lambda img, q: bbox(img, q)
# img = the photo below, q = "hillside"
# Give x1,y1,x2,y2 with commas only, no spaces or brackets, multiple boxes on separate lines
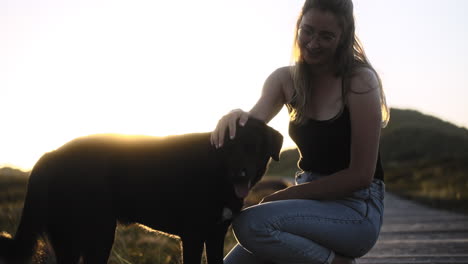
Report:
266,108,468,213
381,109,468,164
380,109,468,212
0,167,29,203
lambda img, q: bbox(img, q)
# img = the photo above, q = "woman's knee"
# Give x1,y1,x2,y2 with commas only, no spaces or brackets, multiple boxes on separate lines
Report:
232,205,278,246
233,209,261,240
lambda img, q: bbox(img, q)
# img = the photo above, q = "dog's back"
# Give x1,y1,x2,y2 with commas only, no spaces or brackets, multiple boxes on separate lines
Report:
46,133,233,231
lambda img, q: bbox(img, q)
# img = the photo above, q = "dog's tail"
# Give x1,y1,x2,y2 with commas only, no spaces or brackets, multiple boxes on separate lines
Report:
0,154,52,263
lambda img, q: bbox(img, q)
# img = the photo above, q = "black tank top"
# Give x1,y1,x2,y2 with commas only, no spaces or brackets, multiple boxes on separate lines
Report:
288,99,384,181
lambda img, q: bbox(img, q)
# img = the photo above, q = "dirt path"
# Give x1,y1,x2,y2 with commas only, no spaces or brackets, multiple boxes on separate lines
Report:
359,192,468,264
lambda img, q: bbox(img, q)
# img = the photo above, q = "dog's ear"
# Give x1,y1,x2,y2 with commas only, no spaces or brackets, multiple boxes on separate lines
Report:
266,127,283,161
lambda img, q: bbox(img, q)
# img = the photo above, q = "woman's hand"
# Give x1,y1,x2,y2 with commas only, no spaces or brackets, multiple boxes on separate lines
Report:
210,109,250,148
210,67,288,149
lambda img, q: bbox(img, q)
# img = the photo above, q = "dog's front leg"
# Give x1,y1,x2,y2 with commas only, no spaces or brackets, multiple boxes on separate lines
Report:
181,235,204,264
205,222,230,264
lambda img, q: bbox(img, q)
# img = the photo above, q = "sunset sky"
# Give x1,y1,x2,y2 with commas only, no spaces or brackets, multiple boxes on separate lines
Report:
2,0,468,170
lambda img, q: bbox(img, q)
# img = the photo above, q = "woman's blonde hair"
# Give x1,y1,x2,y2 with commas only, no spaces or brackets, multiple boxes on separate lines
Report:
287,0,389,127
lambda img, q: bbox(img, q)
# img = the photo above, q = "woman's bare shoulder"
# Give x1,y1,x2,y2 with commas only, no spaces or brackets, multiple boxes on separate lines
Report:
270,66,294,102
349,67,379,94
272,66,293,81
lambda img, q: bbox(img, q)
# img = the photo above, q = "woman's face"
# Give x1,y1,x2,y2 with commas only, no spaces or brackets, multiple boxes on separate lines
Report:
298,9,342,67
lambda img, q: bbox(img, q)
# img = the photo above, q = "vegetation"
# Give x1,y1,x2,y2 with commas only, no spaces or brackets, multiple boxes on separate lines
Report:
267,108,468,214
1,107,467,263
380,108,468,213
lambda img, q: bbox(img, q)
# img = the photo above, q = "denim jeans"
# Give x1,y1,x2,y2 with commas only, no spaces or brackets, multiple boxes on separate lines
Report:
224,171,385,264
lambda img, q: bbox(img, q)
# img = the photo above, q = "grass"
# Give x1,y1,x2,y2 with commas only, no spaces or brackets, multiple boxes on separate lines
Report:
384,159,468,214
0,170,28,235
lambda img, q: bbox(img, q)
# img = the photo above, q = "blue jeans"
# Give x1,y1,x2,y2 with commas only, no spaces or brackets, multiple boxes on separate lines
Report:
224,171,385,264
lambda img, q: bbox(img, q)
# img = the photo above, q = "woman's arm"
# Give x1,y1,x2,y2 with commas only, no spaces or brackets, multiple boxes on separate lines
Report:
210,67,290,148
261,68,383,202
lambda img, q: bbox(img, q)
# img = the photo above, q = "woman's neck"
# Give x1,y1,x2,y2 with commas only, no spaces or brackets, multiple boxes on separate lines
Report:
309,68,337,83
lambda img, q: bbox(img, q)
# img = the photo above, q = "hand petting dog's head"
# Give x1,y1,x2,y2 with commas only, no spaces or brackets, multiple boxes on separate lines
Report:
219,118,283,199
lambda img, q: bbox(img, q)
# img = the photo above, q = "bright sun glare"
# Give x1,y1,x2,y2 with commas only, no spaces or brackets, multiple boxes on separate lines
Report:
1,0,302,170
3,0,468,170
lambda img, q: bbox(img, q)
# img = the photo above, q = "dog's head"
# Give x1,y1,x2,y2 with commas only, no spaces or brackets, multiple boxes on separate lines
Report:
217,118,283,199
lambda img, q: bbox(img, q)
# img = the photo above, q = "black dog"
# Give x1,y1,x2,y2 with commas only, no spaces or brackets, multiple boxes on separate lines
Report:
0,118,282,264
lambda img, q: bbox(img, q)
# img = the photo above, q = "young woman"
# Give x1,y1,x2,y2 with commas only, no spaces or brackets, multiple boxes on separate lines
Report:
211,0,389,263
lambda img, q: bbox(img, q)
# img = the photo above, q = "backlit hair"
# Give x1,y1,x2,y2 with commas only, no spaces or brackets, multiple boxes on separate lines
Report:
287,0,389,127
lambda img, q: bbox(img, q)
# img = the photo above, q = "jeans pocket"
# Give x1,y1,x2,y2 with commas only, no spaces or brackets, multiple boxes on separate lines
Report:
342,186,372,217
339,198,369,218
352,188,371,200
369,180,385,213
